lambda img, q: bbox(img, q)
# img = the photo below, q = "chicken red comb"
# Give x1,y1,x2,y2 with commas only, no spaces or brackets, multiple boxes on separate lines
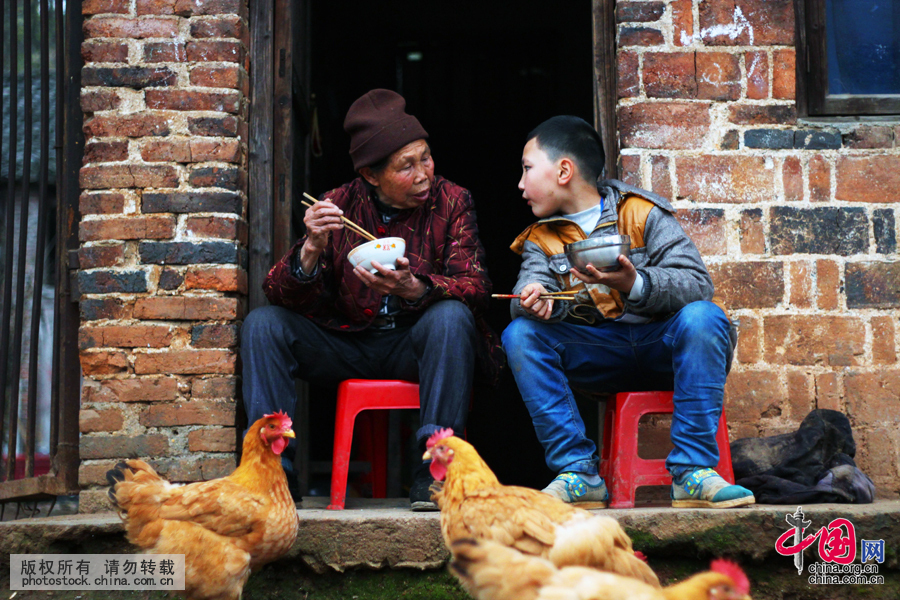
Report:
633,550,648,563
426,428,454,449
263,410,292,425
711,559,749,595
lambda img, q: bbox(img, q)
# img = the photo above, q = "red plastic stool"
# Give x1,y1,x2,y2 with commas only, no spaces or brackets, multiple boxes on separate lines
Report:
598,391,735,509
327,379,420,510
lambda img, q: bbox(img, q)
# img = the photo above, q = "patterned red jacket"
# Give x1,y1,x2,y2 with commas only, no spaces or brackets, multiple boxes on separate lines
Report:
263,175,504,383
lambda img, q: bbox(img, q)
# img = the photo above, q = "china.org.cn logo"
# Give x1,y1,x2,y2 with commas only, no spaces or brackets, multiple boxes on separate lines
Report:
775,506,885,585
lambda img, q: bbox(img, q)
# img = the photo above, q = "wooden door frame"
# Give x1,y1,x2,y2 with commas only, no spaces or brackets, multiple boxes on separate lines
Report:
592,0,619,180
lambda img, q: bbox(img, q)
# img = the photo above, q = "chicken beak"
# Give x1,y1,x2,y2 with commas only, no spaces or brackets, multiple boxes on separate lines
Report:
283,429,296,439
422,450,432,460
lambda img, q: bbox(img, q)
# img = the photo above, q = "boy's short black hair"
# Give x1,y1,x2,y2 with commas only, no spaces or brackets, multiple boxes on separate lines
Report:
526,116,606,185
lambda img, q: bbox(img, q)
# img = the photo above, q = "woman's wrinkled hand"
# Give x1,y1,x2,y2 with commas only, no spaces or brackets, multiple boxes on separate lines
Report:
353,257,428,301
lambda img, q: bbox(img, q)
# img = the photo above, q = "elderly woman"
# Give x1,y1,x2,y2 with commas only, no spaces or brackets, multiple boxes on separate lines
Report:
241,89,501,510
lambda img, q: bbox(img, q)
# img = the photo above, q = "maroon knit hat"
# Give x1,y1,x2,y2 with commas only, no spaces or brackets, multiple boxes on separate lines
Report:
344,89,429,171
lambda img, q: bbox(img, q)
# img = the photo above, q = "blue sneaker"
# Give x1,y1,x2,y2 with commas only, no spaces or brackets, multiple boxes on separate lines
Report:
671,468,755,508
542,472,608,508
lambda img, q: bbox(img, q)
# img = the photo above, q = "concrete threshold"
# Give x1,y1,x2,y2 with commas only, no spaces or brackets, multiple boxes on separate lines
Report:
2,497,897,574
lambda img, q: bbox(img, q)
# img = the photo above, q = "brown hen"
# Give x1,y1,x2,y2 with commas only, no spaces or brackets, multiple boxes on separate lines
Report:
450,538,752,600
424,429,658,586
107,412,300,600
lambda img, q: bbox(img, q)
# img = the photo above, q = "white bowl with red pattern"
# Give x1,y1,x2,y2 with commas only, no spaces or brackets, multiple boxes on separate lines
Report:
348,237,406,274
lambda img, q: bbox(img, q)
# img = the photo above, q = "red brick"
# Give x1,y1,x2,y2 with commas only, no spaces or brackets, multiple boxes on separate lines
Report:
787,370,815,419
618,154,641,187
619,102,711,149
80,350,130,376
842,126,894,149
81,89,123,113
844,370,900,425
808,155,830,203
84,140,128,163
78,244,125,269
835,155,900,203
190,15,246,39
772,49,795,100
153,457,236,482
184,216,245,241
734,314,760,364
188,115,239,137
617,52,639,99
727,104,796,126
643,52,696,99
675,208,725,256
140,400,235,426
699,0,794,46
133,349,237,375
83,376,179,403
81,41,129,63
696,52,740,101
815,372,842,412
672,0,694,46
80,165,179,189
619,26,663,46
188,166,243,190
709,262,784,309
764,315,865,367
84,113,170,138
145,89,240,113
83,16,179,39
745,51,768,99
140,139,192,162
188,428,236,452
81,297,134,321
137,0,246,17
80,408,125,433
189,139,241,163
80,434,169,459
143,41,187,62
816,259,840,310
80,324,173,349
649,155,671,200
190,65,244,90
186,40,243,63
191,323,239,348
854,428,900,495
80,191,125,215
83,0,130,14
192,376,237,399
676,155,775,203
80,216,175,241
80,461,119,486
739,209,765,254
872,316,897,365
134,296,242,320
782,157,802,202
788,261,813,308
724,369,784,422
184,266,247,293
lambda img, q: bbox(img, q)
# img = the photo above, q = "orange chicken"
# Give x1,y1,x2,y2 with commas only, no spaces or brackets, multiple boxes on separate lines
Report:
450,538,752,600
107,411,300,600
424,429,658,586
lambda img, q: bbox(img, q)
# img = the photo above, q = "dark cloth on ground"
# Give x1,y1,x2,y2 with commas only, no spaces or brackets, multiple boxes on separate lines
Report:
731,409,875,504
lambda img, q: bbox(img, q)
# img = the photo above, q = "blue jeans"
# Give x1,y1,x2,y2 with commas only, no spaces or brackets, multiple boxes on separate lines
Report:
502,301,733,479
241,300,478,475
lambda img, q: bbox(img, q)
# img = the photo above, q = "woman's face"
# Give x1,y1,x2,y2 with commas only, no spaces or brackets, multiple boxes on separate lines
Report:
361,139,435,210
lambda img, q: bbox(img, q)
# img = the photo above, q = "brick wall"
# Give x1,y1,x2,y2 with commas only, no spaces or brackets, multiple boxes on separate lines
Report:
78,0,249,511
616,0,900,496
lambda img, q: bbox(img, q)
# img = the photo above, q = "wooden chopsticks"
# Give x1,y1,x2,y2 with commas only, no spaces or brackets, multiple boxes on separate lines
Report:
300,192,377,242
492,294,577,301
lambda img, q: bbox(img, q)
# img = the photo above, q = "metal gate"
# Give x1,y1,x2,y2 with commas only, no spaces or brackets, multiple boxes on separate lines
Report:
0,0,82,506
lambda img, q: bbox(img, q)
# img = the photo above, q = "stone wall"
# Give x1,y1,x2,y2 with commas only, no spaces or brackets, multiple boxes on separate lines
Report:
615,0,900,495
77,0,249,510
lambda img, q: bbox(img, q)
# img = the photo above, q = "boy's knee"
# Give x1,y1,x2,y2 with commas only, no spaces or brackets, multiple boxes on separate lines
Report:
678,302,730,344
501,317,539,349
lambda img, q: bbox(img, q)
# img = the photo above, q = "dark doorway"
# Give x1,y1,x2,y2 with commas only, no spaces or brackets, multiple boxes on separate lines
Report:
303,1,595,490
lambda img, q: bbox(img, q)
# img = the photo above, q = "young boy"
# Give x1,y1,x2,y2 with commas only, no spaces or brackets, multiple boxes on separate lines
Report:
502,116,754,508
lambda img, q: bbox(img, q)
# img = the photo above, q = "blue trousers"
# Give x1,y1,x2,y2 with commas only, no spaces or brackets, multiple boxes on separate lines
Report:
241,300,478,474
502,301,733,479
